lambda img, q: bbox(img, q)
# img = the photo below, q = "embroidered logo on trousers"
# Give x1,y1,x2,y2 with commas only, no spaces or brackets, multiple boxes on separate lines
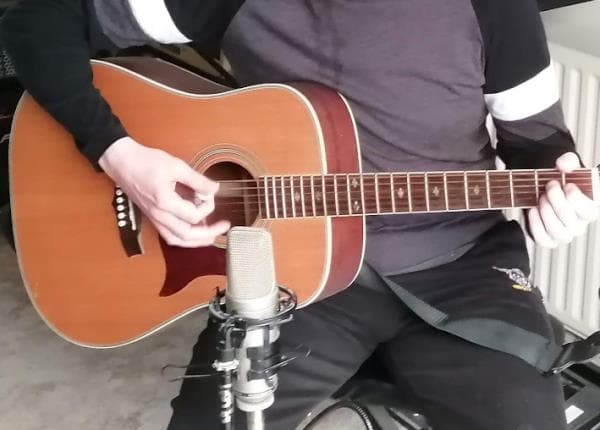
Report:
492,266,532,292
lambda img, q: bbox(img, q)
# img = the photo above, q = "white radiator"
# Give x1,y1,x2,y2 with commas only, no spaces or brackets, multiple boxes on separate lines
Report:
529,43,600,338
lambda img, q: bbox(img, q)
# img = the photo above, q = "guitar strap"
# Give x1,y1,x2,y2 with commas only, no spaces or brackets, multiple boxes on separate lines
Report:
357,263,600,375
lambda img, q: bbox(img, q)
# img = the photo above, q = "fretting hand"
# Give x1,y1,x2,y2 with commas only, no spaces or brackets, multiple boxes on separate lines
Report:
99,136,231,247
527,152,599,248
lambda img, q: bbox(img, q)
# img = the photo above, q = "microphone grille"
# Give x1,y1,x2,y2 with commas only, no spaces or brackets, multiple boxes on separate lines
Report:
226,227,276,300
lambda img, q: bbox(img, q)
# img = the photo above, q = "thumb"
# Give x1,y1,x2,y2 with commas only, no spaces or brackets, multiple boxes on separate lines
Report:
173,162,219,196
555,152,581,173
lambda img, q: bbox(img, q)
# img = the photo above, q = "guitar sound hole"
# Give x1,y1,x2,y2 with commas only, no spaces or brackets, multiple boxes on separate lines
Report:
204,162,259,228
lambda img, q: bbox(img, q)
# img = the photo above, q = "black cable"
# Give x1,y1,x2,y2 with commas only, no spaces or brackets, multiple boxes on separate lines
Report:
304,400,379,430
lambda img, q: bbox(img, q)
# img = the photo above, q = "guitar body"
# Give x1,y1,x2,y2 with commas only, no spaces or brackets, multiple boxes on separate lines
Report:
9,58,365,348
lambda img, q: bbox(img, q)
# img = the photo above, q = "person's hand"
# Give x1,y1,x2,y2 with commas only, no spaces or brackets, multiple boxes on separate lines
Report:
99,137,230,247
527,152,599,248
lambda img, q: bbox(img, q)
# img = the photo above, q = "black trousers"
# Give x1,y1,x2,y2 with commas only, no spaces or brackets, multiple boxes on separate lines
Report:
167,221,566,430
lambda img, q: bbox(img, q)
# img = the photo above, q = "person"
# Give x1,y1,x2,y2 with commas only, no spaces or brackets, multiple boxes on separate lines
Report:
2,1,599,429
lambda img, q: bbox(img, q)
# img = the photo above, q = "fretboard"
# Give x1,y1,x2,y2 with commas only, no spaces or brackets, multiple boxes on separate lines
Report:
253,169,598,219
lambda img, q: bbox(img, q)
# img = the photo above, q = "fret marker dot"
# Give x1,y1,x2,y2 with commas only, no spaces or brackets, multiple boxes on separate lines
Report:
316,191,322,201
397,187,404,199
294,192,301,202
352,178,359,188
433,186,440,197
473,185,480,196
353,201,361,212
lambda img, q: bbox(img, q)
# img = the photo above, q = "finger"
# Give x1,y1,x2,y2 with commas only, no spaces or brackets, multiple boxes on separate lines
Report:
564,183,600,222
152,221,185,248
154,189,209,225
544,180,583,235
527,207,558,248
177,220,231,247
538,194,573,243
555,152,581,172
173,161,219,196
151,209,230,247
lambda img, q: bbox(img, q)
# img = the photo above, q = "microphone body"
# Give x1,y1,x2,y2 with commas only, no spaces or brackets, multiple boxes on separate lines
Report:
226,227,280,415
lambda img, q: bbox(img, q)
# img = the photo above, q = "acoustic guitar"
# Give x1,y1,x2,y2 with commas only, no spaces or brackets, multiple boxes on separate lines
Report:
9,58,599,348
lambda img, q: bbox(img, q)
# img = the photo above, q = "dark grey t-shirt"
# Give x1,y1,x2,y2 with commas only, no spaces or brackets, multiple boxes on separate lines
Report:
217,1,522,274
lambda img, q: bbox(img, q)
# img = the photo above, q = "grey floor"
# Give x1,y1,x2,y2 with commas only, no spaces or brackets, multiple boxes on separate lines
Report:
0,234,209,430
0,235,365,430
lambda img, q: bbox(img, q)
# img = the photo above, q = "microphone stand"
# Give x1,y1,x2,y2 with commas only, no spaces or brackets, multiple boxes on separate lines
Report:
208,286,305,430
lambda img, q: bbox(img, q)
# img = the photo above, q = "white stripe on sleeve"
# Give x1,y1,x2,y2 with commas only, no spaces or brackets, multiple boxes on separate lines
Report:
128,0,192,44
484,64,560,121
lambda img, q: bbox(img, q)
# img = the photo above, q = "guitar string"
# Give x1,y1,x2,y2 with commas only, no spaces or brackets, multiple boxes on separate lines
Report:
210,183,594,202
210,189,592,215
215,170,595,184
214,182,593,195
214,174,593,190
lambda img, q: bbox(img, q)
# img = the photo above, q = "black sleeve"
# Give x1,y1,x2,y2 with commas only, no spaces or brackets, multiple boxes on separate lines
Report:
1,0,245,169
471,0,578,169
1,0,127,169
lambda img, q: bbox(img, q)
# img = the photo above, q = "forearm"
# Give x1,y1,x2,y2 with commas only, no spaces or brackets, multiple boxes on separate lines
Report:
1,0,126,168
494,103,578,169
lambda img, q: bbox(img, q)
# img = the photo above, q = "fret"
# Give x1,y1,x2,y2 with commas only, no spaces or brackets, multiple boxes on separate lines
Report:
392,174,410,213
348,174,363,215
310,176,316,216
561,171,566,187
463,171,470,210
445,172,467,210
509,171,515,207
390,174,396,213
488,171,511,208
377,174,393,213
312,175,325,216
284,176,296,218
407,173,413,212
465,171,488,210
304,175,315,216
443,172,449,210
256,177,264,218
263,177,271,219
425,173,446,211
321,175,328,216
271,176,279,218
512,171,537,207
362,174,378,214
408,173,427,212
280,176,287,218
322,175,336,216
424,173,430,211
290,176,296,218
360,174,366,215
534,170,540,201
334,175,340,215
485,171,491,208
300,176,307,218
336,175,350,215
375,174,381,213
346,174,352,214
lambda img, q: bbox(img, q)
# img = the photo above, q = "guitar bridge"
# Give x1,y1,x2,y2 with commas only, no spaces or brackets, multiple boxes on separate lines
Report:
112,186,142,257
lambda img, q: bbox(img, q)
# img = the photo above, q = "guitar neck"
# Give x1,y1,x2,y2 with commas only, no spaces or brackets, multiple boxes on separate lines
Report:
254,168,599,219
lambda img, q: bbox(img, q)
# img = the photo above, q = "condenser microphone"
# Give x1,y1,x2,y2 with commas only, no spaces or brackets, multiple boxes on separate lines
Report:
226,227,280,426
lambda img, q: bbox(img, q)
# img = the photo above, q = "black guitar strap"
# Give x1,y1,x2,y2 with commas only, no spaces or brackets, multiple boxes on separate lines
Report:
357,263,600,375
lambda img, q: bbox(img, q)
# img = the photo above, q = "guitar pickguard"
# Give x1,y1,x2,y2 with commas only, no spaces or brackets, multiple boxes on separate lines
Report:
158,239,226,296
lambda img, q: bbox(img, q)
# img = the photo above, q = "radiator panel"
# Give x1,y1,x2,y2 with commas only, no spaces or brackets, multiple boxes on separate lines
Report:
531,43,600,337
